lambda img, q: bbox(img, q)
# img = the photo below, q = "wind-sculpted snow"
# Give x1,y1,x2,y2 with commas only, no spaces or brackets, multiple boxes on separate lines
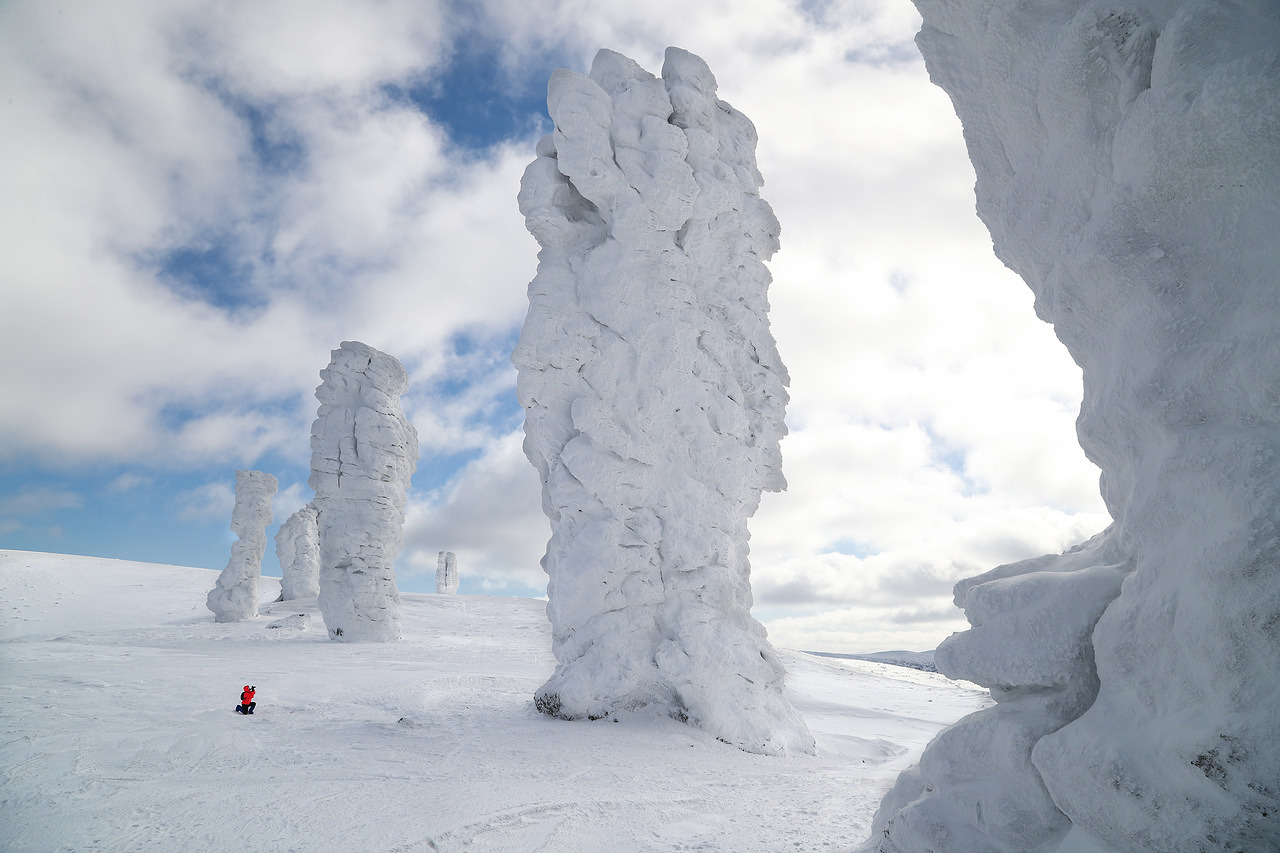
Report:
310,341,418,642
869,2,1280,851
275,504,320,601
513,47,812,755
435,551,458,595
206,469,277,623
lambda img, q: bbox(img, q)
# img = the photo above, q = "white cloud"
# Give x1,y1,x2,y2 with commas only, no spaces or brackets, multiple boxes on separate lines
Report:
0,487,83,518
176,481,235,523
399,430,548,593
1,0,1112,651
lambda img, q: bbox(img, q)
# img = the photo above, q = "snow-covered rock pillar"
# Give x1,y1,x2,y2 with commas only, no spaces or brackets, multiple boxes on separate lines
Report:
206,469,278,622
275,503,320,600
435,551,458,595
513,47,812,755
868,2,1280,850
310,341,418,642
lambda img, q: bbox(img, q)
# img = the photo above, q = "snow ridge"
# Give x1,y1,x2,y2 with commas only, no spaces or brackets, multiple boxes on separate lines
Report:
513,47,812,755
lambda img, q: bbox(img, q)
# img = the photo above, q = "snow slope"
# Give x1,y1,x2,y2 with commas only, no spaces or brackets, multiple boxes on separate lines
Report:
0,549,988,851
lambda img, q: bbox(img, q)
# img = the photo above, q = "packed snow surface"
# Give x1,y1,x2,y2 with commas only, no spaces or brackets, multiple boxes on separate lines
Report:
0,550,988,851
205,469,277,623
514,46,808,755
310,341,418,642
870,2,1280,851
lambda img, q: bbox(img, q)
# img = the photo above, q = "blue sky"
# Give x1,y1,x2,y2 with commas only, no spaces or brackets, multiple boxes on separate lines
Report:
0,0,1109,652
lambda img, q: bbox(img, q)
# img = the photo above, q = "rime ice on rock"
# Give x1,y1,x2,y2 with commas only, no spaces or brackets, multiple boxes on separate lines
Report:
435,551,458,595
867,2,1280,851
206,469,278,623
309,341,418,642
513,47,812,756
275,503,320,600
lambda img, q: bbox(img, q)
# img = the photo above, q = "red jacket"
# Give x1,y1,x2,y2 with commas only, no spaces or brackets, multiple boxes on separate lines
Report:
241,688,255,704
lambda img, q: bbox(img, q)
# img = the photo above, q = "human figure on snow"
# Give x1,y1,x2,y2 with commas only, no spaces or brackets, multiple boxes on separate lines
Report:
236,685,256,714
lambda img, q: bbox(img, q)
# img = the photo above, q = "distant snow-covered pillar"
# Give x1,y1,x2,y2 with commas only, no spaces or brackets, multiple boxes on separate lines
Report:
513,47,812,755
435,551,458,594
206,469,278,622
275,503,320,600
310,341,418,642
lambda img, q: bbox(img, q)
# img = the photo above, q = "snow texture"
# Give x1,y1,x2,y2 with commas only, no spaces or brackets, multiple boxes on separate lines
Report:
266,613,311,631
513,47,812,755
1,550,991,851
205,469,277,623
869,2,1280,851
309,341,418,642
435,551,459,595
275,503,320,601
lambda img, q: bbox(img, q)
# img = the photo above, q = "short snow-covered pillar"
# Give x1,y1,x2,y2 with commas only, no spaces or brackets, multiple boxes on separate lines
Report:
275,503,320,600
435,551,458,594
207,469,278,622
310,341,418,642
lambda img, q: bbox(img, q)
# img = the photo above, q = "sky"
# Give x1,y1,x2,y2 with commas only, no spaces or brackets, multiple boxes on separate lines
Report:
0,0,1110,653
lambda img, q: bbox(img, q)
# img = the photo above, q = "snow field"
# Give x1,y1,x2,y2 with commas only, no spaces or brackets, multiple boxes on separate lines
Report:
1,550,989,851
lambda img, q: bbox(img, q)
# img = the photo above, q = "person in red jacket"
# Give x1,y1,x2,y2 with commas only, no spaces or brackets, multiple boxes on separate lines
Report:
236,685,256,715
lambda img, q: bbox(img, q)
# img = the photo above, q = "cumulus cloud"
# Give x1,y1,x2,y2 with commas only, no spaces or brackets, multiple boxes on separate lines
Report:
1,0,1110,652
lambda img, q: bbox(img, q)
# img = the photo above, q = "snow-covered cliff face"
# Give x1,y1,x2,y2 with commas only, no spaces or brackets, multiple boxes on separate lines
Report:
206,469,278,623
276,503,320,601
310,341,418,642
869,1,1280,850
513,47,812,755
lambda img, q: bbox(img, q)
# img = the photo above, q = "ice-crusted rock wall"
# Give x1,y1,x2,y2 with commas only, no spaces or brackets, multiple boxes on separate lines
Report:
275,503,320,601
869,1,1280,851
310,341,418,642
513,47,812,755
435,551,458,595
206,469,278,623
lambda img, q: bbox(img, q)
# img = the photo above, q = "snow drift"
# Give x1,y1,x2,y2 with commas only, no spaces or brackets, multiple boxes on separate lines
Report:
869,2,1280,851
513,47,812,755
206,469,277,622
310,341,418,642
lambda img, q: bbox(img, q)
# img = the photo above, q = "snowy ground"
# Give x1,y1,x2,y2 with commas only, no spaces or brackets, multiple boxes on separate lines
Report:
0,550,989,851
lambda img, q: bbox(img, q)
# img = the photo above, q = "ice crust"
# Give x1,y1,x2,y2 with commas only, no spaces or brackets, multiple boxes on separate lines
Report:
513,47,813,755
310,341,418,642
275,503,320,601
435,551,458,595
206,469,278,623
869,1,1280,851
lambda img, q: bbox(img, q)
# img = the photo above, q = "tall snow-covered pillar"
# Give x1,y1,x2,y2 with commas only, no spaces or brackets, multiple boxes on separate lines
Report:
435,551,458,595
513,47,812,755
207,469,278,622
867,2,1280,851
310,341,418,642
275,503,320,600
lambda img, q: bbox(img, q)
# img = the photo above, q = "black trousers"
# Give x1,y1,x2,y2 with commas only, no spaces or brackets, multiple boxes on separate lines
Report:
237,701,256,714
